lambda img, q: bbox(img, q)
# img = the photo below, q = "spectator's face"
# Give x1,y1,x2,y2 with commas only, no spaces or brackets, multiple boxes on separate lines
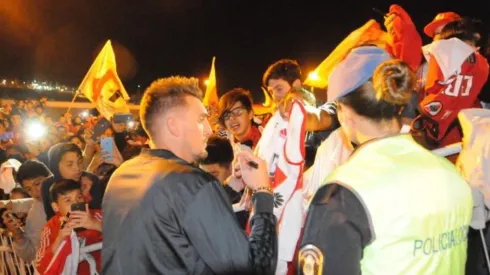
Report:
11,115,22,126
52,189,85,217
222,102,253,140
74,117,82,125
59,117,66,124
21,176,45,201
58,152,82,181
267,78,291,103
200,163,231,183
45,117,53,125
36,107,43,115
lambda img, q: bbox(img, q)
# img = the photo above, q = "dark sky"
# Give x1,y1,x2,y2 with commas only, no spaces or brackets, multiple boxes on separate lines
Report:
0,0,488,100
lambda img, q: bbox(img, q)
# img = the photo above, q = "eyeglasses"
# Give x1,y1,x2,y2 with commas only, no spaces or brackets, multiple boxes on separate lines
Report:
220,107,247,121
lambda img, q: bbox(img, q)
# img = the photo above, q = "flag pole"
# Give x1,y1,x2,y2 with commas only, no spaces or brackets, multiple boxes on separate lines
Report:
65,89,80,115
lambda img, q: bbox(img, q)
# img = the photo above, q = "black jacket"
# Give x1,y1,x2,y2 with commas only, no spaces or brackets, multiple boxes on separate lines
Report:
102,149,278,275
298,184,371,275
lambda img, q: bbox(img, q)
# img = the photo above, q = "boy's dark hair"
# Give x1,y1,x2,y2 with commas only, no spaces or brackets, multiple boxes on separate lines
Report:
10,187,30,198
201,136,234,168
218,88,253,126
50,179,81,203
16,160,51,186
262,59,302,87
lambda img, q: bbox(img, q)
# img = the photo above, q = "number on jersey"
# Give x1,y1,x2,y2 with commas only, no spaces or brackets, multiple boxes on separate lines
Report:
442,74,473,97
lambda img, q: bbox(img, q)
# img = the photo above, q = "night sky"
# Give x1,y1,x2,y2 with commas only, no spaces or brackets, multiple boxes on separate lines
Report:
0,0,488,101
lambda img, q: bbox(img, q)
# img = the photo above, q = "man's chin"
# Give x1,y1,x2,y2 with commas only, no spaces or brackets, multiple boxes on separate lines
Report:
193,151,208,165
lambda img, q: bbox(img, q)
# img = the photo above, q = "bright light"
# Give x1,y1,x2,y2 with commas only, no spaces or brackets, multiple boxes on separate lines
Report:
1,80,6,85
80,110,89,118
204,79,210,86
308,71,320,81
10,81,14,85
127,121,135,128
26,122,46,140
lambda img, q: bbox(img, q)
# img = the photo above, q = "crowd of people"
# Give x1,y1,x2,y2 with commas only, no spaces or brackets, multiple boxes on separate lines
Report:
0,4,489,275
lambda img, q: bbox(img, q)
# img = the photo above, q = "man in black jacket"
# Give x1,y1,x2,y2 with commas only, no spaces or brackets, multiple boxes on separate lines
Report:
102,76,277,274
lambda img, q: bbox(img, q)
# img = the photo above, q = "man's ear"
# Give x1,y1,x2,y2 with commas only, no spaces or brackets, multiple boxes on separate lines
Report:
51,202,59,213
248,110,254,120
166,115,181,138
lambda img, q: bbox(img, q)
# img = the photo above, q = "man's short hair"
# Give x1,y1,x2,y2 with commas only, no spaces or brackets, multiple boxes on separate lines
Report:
140,76,202,138
262,59,302,87
50,179,81,203
200,136,234,168
16,160,50,185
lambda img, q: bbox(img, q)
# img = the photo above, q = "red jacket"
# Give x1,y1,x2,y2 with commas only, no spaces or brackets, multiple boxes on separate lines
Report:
35,210,103,275
420,50,489,145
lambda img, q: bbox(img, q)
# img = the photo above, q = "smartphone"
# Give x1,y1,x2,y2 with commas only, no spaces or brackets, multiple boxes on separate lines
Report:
100,137,114,161
113,113,133,124
91,118,112,141
70,202,86,212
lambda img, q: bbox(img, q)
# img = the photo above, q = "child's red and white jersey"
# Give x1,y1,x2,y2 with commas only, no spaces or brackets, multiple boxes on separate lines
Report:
35,210,103,275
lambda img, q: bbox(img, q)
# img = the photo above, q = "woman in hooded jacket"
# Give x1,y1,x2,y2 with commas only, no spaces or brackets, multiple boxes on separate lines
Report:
41,142,105,219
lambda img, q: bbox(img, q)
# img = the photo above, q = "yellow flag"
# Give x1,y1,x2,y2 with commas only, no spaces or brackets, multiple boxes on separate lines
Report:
203,57,219,109
77,40,130,120
253,87,276,115
304,20,389,89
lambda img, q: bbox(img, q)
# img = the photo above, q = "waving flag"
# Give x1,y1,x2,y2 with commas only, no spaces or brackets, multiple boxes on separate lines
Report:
77,40,130,120
304,20,388,89
203,57,218,108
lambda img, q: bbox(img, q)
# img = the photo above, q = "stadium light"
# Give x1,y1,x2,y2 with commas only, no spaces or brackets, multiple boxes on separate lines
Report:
26,122,46,140
308,71,320,81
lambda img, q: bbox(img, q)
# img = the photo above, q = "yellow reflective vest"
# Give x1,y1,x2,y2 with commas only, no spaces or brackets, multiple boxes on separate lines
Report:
325,135,473,275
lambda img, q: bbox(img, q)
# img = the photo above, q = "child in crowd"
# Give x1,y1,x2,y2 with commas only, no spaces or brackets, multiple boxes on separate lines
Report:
35,180,102,275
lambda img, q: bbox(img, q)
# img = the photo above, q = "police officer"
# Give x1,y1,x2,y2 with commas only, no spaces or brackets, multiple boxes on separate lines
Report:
298,47,473,275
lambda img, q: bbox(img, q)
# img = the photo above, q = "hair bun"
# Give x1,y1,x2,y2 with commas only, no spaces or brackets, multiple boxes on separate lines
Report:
373,60,415,106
